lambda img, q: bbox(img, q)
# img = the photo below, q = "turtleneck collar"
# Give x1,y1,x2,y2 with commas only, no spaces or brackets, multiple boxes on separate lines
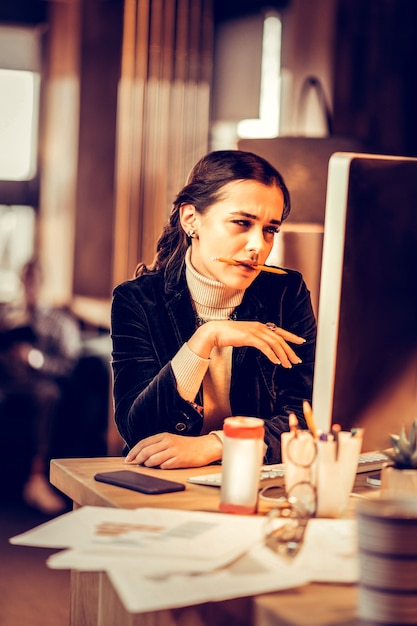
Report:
185,247,245,321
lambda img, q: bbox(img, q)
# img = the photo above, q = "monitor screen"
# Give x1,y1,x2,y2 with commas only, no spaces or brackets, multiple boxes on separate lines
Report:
312,152,417,451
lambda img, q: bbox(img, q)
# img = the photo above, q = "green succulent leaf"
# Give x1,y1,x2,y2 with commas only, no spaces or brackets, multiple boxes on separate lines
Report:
398,427,411,454
384,449,407,467
388,433,400,451
386,419,417,469
409,448,417,468
410,421,417,450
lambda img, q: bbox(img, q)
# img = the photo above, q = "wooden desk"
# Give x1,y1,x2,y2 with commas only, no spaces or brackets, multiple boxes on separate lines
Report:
50,457,224,511
50,458,373,626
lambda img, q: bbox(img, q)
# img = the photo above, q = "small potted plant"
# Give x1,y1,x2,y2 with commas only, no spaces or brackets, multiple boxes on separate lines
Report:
381,419,417,496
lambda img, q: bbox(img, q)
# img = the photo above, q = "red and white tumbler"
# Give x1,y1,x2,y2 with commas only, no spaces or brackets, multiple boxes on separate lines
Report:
219,416,265,515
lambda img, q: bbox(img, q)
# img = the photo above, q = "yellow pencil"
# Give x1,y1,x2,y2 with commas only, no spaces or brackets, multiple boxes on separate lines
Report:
289,412,299,437
212,257,287,275
303,400,318,438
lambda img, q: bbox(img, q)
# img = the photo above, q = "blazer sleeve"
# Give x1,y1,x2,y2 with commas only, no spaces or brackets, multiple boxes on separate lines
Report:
111,282,203,450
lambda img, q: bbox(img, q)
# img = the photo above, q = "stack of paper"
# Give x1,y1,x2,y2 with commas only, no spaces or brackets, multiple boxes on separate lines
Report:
10,506,357,614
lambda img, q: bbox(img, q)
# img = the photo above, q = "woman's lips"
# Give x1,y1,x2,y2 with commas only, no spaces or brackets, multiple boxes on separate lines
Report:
234,260,258,269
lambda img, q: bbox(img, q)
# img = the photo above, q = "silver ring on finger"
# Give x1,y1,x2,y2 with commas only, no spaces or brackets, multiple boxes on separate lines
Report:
266,322,278,331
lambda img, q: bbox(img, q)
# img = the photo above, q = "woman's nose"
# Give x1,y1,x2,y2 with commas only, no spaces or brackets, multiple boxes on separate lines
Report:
245,228,265,255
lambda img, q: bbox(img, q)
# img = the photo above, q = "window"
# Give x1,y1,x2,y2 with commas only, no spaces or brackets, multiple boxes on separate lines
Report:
0,68,40,181
0,26,42,298
237,14,282,139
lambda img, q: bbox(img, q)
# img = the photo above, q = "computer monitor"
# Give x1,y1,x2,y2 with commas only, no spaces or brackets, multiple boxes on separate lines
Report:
312,152,417,451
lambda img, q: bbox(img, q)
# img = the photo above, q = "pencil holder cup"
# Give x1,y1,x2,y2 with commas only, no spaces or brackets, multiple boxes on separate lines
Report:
315,431,363,517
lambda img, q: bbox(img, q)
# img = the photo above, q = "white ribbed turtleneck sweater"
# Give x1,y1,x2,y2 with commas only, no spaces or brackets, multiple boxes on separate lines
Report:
171,249,245,433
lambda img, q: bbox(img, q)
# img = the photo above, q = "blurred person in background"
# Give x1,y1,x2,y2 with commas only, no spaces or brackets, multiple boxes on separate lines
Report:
0,258,81,514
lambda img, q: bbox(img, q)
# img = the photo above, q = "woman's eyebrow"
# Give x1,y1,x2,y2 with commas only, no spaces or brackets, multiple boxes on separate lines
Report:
229,210,282,226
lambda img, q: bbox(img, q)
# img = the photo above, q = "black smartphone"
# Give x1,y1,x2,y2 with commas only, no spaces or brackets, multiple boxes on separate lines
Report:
366,470,382,487
94,470,186,494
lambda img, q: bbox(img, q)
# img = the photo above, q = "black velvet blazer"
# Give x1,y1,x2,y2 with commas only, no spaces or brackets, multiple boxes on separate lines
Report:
111,265,316,464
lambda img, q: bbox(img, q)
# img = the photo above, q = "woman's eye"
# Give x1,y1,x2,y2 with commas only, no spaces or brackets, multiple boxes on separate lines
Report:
230,220,280,235
264,226,280,235
232,220,251,228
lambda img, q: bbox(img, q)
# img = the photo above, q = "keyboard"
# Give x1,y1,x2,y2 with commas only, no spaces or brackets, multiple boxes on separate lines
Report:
187,451,389,488
356,451,390,473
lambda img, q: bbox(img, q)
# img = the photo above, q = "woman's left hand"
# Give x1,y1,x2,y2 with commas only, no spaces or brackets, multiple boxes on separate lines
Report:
124,432,223,469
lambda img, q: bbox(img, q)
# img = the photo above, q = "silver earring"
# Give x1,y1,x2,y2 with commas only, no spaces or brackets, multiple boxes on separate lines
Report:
188,229,196,238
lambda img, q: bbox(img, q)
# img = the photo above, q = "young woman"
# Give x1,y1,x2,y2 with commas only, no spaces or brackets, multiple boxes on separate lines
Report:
111,150,316,468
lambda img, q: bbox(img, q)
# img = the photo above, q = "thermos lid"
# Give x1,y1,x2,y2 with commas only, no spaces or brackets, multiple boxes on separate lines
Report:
223,416,265,439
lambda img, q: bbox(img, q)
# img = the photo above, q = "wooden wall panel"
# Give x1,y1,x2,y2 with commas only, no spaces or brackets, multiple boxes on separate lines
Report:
40,0,123,308
112,0,213,287
39,1,81,306
113,0,150,285
72,0,123,300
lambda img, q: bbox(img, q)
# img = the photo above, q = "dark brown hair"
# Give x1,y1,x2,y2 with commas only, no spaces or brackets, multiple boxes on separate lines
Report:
135,150,291,285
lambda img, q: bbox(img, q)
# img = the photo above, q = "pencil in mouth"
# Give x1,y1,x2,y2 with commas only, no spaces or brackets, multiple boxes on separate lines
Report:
212,257,287,275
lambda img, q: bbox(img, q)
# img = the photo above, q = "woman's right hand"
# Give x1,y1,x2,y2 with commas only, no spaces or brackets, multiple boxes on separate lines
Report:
187,320,305,368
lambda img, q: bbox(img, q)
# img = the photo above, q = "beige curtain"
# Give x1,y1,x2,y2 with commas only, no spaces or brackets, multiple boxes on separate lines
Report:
113,0,213,285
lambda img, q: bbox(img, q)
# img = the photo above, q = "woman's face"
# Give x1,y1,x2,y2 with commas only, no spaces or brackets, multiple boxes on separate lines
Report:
185,179,285,289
